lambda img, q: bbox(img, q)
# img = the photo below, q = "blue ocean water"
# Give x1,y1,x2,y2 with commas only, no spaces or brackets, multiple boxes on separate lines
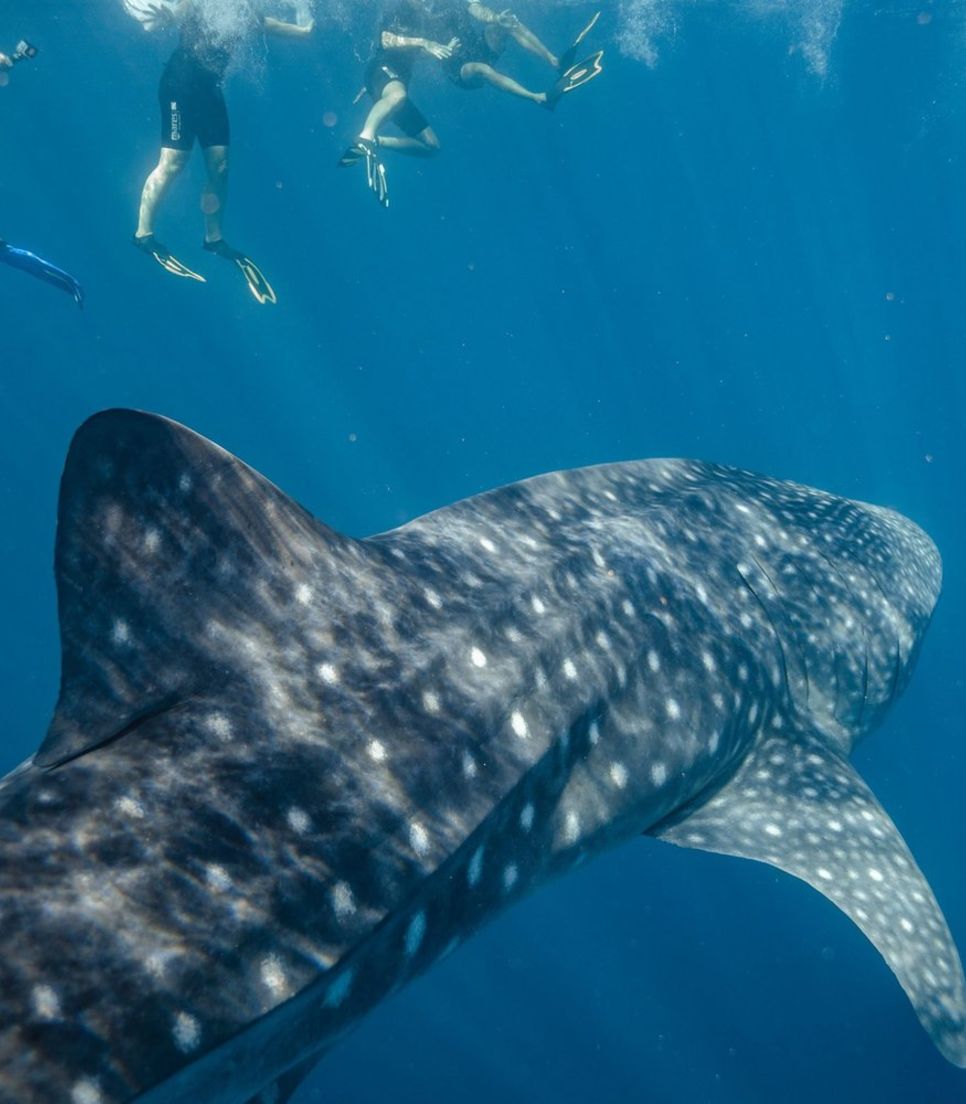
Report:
1,0,965,1101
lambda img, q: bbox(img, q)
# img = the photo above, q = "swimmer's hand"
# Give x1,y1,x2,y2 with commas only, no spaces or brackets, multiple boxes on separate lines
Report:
495,9,521,29
0,52,12,68
422,37,460,60
264,15,315,36
143,2,181,30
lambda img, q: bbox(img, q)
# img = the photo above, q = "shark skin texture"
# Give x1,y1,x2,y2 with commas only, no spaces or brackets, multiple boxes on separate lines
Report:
0,409,961,1104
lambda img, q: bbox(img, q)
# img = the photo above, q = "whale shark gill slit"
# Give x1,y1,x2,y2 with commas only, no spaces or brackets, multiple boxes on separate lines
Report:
40,697,188,772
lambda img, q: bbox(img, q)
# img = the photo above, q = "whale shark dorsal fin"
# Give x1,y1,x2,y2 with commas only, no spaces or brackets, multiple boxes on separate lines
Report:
650,729,966,1066
36,409,353,770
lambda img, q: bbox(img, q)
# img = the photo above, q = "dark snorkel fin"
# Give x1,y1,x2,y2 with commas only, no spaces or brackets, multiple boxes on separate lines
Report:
545,50,604,111
132,233,207,283
338,138,390,208
557,12,599,73
203,238,278,305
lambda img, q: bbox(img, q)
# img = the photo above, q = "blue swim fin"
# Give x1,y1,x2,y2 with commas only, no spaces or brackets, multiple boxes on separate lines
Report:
0,239,83,307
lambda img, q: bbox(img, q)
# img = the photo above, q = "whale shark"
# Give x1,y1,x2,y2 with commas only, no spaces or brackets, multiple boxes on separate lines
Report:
0,409,962,1104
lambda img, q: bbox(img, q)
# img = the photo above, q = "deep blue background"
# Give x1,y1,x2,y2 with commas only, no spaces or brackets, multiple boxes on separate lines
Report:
1,1,965,1101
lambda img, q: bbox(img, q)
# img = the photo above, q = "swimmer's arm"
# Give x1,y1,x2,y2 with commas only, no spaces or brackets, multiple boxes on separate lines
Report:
143,1,190,30
0,52,11,69
468,4,520,28
381,31,460,58
264,16,315,37
381,31,426,49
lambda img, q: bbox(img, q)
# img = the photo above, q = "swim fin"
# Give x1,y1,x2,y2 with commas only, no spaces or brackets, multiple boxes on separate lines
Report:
338,138,389,208
132,234,206,282
1,239,84,307
557,11,600,74
338,141,368,168
366,149,389,209
544,50,604,111
203,239,278,305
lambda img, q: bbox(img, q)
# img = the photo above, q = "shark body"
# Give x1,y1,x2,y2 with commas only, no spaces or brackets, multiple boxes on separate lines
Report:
0,410,961,1103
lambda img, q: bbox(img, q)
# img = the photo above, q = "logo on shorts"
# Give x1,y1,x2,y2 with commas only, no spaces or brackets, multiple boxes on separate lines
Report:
170,101,181,142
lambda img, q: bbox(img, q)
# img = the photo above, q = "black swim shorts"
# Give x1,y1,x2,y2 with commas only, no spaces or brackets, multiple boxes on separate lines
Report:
159,50,230,151
446,23,506,88
364,58,430,138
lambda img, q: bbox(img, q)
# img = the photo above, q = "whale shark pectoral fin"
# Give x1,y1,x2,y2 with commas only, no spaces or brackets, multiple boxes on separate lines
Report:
247,1055,320,1104
649,729,966,1067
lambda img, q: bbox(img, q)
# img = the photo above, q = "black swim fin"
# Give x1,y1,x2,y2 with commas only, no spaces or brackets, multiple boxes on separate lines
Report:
132,234,206,282
338,141,368,168
545,50,604,111
557,11,600,74
203,239,278,305
338,138,389,208
366,149,389,209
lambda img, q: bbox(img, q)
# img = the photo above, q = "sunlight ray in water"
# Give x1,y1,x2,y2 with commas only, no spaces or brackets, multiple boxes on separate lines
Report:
613,0,845,75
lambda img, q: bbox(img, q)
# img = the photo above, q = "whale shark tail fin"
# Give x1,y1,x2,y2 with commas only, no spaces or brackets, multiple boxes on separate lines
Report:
36,409,355,770
650,728,966,1067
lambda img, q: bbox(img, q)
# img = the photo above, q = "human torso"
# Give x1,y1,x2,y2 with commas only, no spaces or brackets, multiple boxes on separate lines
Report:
456,4,506,63
170,0,263,82
371,0,441,83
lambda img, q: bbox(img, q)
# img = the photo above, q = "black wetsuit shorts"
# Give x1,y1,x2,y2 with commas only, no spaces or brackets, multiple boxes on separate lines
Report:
364,56,429,138
446,21,506,88
159,49,230,151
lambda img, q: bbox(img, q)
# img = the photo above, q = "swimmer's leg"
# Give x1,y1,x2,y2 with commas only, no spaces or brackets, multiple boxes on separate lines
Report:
136,147,190,238
201,144,230,244
359,80,407,142
376,125,441,157
508,21,558,69
458,62,547,105
341,82,438,206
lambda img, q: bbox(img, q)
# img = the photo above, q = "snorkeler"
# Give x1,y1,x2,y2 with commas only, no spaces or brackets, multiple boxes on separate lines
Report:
338,1,460,208
0,239,84,308
132,0,313,303
445,7,603,109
